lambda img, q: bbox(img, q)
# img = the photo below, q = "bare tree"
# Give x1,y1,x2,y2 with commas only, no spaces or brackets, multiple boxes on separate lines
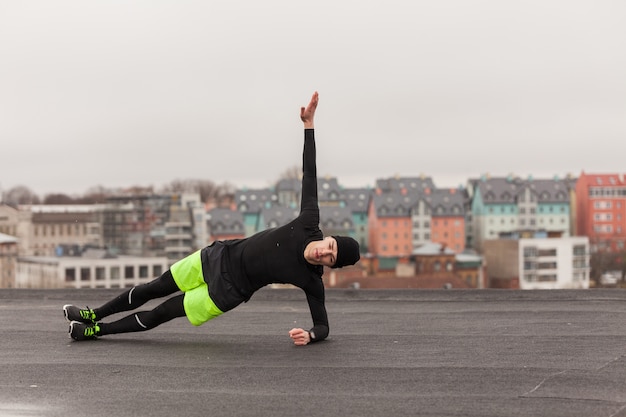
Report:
43,193,75,204
161,179,235,207
3,185,40,205
80,185,114,204
278,165,302,181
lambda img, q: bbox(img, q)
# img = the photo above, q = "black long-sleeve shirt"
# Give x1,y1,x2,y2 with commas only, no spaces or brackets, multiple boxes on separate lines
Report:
202,129,328,341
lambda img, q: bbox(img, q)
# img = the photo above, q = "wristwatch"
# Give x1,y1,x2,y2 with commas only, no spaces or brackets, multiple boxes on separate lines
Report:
308,330,315,341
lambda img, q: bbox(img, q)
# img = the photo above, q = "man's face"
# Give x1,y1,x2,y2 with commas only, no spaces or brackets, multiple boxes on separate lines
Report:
305,236,338,267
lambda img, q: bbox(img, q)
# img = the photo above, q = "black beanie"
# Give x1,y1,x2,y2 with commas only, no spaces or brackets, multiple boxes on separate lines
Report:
331,236,360,269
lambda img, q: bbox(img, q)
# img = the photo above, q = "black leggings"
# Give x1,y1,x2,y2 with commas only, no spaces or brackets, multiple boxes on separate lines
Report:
94,270,186,336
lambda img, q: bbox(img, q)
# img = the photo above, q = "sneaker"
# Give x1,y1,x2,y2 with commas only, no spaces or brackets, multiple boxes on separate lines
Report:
63,304,96,324
69,321,101,341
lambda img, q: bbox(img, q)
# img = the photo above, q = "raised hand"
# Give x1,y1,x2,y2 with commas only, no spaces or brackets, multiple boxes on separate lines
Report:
300,91,318,129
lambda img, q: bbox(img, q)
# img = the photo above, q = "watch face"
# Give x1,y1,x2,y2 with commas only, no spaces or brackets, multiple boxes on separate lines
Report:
310,331,315,339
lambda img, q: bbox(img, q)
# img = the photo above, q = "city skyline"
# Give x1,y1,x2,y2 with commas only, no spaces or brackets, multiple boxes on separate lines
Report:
2,169,588,201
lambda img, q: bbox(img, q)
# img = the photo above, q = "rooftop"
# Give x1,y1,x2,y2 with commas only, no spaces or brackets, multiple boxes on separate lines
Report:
1,288,624,417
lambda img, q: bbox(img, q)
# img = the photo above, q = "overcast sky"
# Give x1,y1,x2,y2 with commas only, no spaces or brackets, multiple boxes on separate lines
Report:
1,0,625,197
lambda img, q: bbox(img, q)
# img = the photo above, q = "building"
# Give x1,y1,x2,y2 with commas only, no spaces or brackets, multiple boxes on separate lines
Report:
260,205,300,229
318,177,343,204
375,176,436,194
319,205,355,237
412,242,482,288
275,178,301,207
166,194,208,262
341,187,372,253
368,184,467,270
0,232,18,288
0,204,102,257
0,204,22,238
469,175,573,252
483,236,590,289
207,207,245,242
16,250,169,289
235,188,277,237
368,190,415,265
414,189,465,253
102,192,206,261
575,172,626,252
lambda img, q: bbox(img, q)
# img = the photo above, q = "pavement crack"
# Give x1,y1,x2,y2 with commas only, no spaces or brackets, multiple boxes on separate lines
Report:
520,370,568,397
608,404,626,417
597,353,625,371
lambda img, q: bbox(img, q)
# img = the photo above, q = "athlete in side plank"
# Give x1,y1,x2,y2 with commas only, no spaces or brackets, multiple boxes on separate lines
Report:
63,91,360,346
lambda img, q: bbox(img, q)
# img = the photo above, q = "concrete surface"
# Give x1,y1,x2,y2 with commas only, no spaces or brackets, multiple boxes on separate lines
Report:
0,288,625,417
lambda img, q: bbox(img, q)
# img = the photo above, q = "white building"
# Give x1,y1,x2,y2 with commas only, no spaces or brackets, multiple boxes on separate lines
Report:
484,236,590,289
0,232,18,288
16,251,169,289
518,237,590,289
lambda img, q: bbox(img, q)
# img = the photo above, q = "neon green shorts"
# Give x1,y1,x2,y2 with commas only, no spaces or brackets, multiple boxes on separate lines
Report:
170,249,224,326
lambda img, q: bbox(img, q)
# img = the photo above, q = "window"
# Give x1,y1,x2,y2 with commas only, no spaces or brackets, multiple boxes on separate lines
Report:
96,267,105,280
139,265,149,278
153,265,163,277
538,274,557,282
594,201,612,209
110,267,120,279
80,268,90,281
524,274,537,282
124,266,134,279
524,247,537,257
65,268,76,282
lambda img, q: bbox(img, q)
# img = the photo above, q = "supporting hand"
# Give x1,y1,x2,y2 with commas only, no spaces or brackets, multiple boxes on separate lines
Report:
300,91,318,129
289,327,311,346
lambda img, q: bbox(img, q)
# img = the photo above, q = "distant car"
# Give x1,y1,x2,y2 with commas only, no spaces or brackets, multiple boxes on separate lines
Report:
600,272,619,286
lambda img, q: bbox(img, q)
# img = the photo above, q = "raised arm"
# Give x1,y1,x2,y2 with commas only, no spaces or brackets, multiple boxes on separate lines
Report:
299,92,320,224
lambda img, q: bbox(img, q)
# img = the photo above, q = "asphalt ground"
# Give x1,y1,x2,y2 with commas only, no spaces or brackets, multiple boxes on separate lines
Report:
0,288,625,417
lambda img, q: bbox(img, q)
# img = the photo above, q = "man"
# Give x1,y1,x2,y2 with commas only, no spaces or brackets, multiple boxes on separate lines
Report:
64,91,360,346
